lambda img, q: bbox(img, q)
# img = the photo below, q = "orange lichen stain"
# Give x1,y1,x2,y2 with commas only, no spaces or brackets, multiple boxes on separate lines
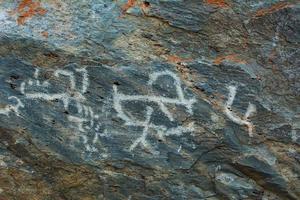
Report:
213,54,247,65
166,55,192,64
120,0,150,18
121,0,137,14
41,31,48,38
14,0,47,25
254,2,292,18
205,0,229,8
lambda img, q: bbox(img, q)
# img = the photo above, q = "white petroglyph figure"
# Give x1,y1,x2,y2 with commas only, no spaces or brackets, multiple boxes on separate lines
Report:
113,70,196,154
20,67,101,153
20,68,87,110
291,129,299,143
224,85,256,137
67,106,101,153
0,96,24,117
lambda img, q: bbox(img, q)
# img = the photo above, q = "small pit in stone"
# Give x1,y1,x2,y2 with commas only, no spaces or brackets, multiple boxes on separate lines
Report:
143,1,150,7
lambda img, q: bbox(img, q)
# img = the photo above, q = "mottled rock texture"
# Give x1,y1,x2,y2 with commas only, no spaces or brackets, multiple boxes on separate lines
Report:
0,0,299,199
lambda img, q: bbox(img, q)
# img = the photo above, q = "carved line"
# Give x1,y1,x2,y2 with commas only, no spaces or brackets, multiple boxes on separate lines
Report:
0,96,24,117
20,67,102,153
113,71,196,154
20,68,88,110
224,85,256,137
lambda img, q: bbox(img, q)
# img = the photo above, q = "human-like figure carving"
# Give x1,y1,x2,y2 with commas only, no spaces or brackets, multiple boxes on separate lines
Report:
113,70,196,154
224,85,256,137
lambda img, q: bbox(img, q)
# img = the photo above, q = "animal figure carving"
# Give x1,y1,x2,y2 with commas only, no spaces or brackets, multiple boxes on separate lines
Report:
20,67,102,153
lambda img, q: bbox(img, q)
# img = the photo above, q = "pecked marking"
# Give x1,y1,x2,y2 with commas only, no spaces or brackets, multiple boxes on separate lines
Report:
113,70,196,154
224,85,256,137
0,96,24,117
19,67,103,153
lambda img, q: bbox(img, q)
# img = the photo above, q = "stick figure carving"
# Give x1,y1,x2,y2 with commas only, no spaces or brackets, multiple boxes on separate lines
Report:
113,70,196,154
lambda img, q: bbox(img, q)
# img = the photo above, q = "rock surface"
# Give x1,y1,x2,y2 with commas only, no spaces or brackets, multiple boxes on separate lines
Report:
0,0,299,199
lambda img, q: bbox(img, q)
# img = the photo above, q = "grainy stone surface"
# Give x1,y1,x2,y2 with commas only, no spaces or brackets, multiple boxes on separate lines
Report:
0,0,299,199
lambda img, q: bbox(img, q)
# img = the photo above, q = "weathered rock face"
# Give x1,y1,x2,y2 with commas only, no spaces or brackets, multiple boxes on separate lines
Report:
0,0,299,199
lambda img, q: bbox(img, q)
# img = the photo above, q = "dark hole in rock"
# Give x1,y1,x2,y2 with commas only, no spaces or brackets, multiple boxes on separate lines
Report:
64,110,69,115
113,81,120,85
143,1,150,7
10,75,20,80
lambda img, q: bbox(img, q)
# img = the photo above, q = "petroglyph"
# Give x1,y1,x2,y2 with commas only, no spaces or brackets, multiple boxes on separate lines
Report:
291,129,299,143
224,85,256,137
2,65,260,157
20,68,87,110
177,145,182,153
67,108,101,153
0,96,24,117
113,70,196,154
20,67,102,153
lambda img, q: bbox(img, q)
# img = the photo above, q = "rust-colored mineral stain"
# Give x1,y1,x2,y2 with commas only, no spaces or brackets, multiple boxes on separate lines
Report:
166,55,192,64
213,54,246,65
122,0,136,13
41,31,49,38
205,0,229,8
254,2,292,18
14,0,47,25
